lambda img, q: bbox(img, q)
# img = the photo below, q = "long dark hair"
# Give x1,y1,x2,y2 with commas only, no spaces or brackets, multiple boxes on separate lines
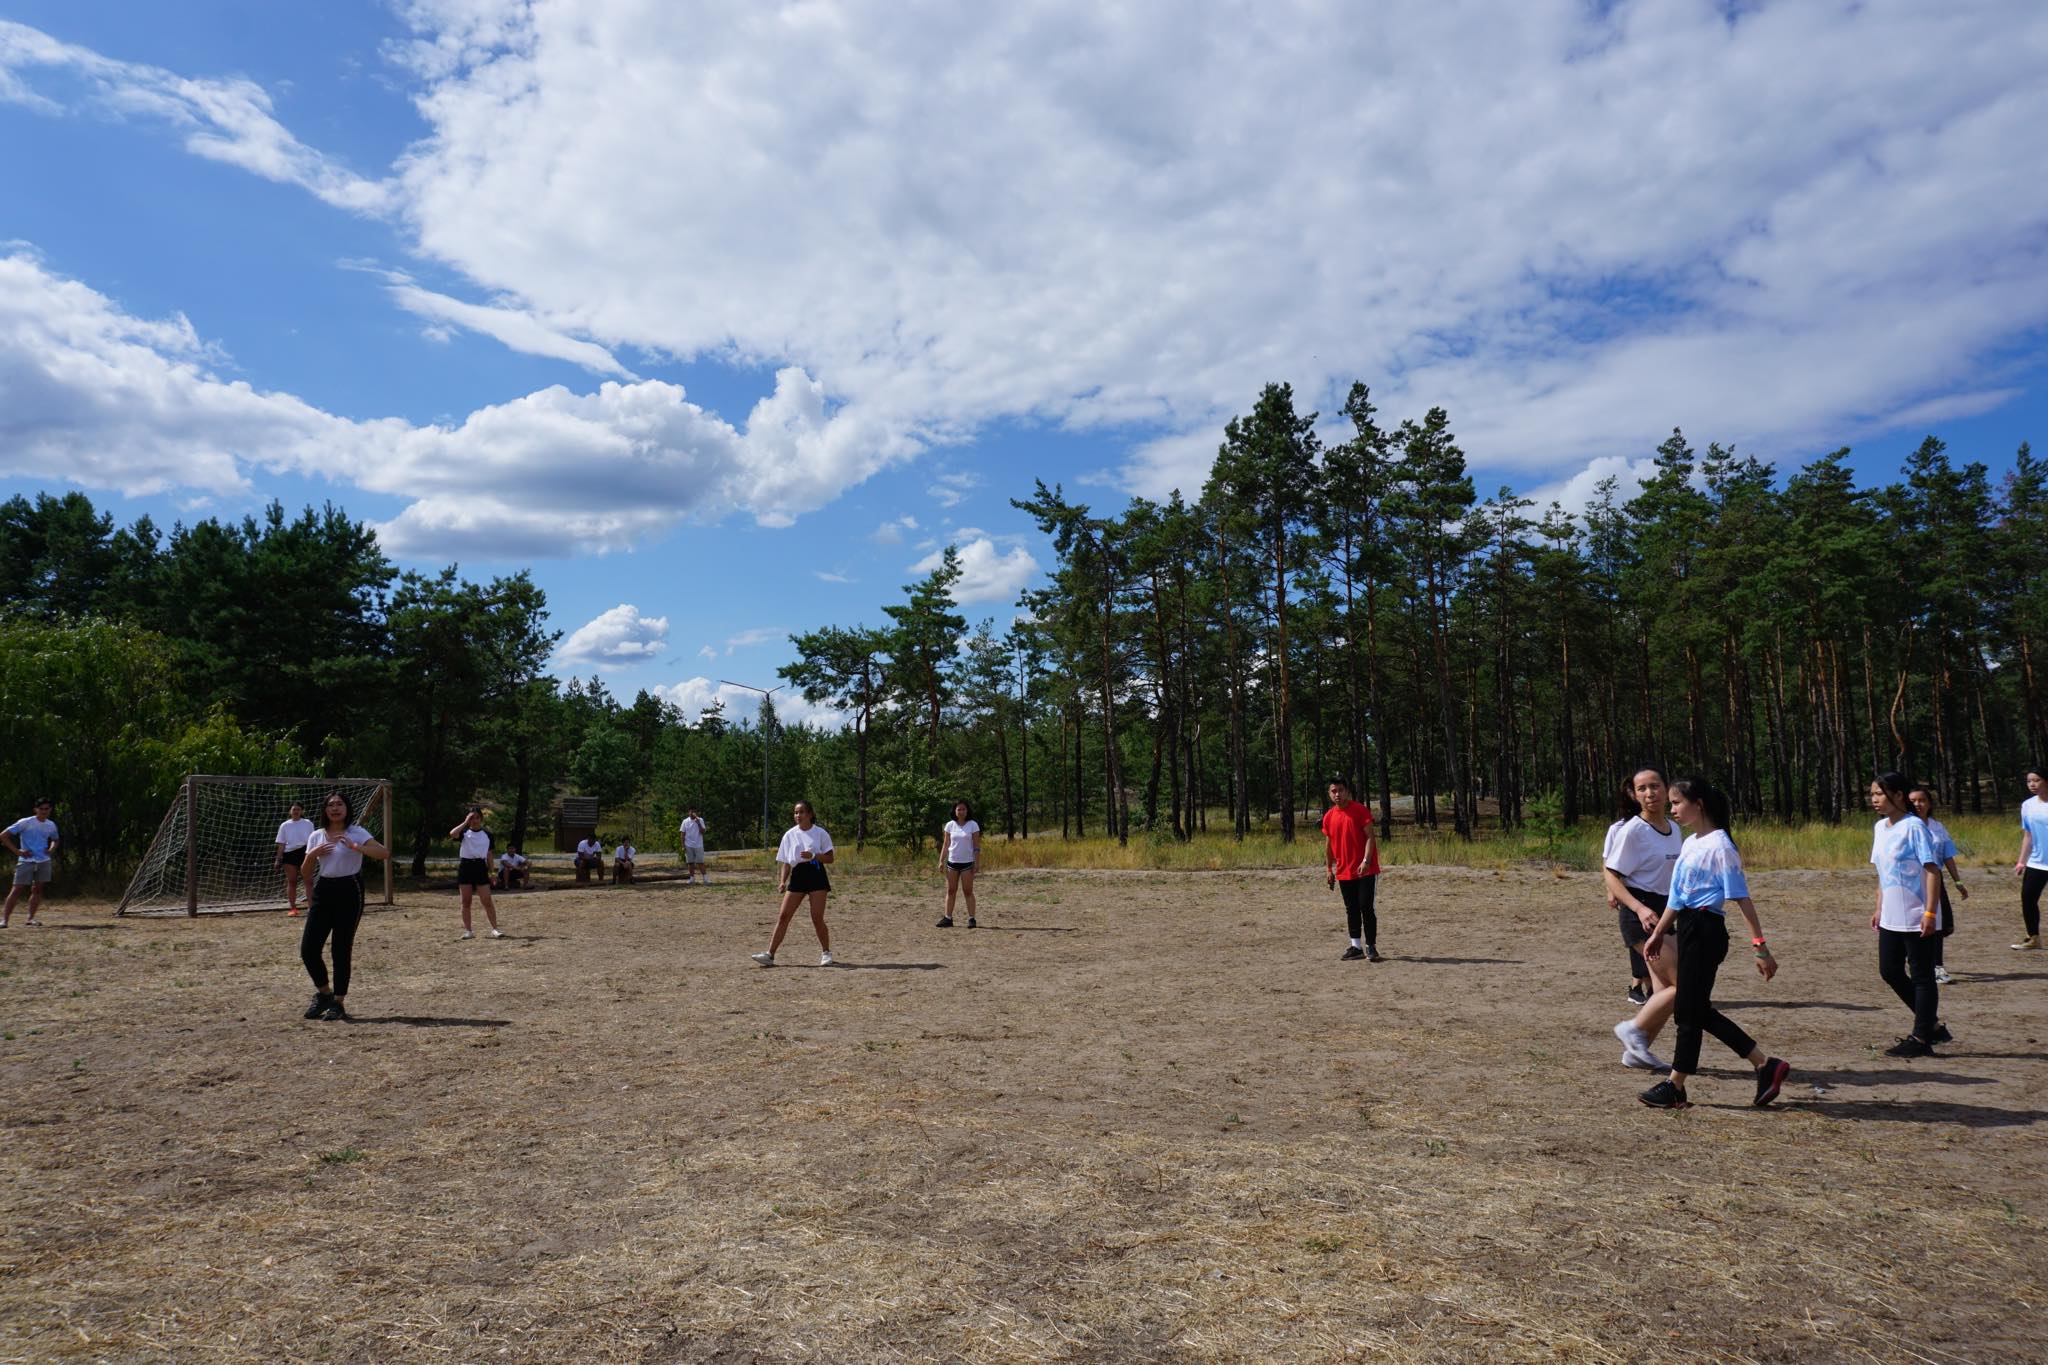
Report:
1670,774,1733,842
319,790,354,833
1873,771,1914,815
1616,765,1669,821
951,798,973,821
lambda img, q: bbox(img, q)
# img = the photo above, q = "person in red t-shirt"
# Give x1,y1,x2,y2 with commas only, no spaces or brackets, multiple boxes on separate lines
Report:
1321,777,1383,960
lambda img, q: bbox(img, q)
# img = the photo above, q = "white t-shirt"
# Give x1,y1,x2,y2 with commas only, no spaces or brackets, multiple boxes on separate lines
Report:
458,828,492,860
1600,819,1627,867
498,850,527,869
307,824,375,878
1871,814,1940,931
1668,830,1750,916
1604,816,1683,896
275,817,314,852
616,843,636,861
577,838,604,859
6,816,57,862
680,816,705,850
777,823,834,866
943,819,980,862
2023,796,2048,871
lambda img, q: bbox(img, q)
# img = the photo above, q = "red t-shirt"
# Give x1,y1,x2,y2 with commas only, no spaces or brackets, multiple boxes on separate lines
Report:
1322,801,1379,880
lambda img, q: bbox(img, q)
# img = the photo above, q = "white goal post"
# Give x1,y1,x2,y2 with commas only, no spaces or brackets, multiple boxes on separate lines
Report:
116,775,395,917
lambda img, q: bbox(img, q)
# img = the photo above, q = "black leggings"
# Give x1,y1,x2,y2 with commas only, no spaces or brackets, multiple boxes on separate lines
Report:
1877,927,1939,1040
1671,909,1757,1076
1339,876,1377,945
301,875,364,998
2025,867,2047,938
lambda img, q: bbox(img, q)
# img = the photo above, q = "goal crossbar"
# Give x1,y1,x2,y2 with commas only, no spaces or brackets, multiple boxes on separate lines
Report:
116,775,395,917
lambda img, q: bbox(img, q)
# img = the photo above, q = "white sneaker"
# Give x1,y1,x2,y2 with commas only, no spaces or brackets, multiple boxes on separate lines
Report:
1933,965,1951,985
1615,1020,1659,1069
459,930,475,940
820,952,835,966
489,929,506,938
751,951,775,967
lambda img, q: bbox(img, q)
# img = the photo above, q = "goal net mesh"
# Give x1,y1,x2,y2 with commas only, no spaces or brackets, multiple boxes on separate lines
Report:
117,777,390,916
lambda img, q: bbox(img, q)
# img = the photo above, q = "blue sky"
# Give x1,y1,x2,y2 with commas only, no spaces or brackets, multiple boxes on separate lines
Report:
4,2,2045,724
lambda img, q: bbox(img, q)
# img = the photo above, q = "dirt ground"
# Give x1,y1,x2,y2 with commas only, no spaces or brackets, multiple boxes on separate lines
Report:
2,864,2045,1363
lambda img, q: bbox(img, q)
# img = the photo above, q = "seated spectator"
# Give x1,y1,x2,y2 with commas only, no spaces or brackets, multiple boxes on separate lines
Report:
497,846,531,890
612,839,637,884
574,836,605,880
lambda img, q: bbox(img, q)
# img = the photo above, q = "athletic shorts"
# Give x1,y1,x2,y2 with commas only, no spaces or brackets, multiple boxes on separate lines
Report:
787,860,830,895
1618,888,1668,947
947,860,976,872
279,847,306,868
684,846,705,863
458,857,491,887
12,860,52,886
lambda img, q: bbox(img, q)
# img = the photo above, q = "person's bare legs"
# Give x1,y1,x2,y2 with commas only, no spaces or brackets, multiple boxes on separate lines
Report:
460,884,474,933
959,866,977,920
282,863,303,914
944,864,960,917
1,883,20,926
808,891,830,953
1636,942,1679,1038
768,892,804,955
477,882,499,930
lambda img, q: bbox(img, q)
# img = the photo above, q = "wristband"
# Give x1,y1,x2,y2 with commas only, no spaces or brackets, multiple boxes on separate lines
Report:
1751,937,1767,947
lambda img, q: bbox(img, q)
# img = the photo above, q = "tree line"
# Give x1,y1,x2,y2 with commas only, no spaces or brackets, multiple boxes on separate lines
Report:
3,386,2038,879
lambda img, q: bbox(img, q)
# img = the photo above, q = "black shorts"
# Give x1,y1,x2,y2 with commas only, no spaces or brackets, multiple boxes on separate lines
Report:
1618,888,1668,947
947,860,976,872
787,861,830,895
458,857,491,887
279,847,306,868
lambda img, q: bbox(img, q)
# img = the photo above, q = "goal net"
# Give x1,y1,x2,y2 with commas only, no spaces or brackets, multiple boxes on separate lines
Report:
116,775,394,917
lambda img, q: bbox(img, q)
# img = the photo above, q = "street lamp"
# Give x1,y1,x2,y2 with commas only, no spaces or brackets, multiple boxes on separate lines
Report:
720,680,783,848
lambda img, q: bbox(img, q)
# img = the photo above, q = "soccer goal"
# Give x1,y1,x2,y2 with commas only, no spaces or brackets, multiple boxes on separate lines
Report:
116,775,395,917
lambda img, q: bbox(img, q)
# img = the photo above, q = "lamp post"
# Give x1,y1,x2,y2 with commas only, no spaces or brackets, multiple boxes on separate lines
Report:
720,680,783,848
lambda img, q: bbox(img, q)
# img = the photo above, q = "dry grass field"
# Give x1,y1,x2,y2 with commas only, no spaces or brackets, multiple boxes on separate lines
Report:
3,863,2046,1363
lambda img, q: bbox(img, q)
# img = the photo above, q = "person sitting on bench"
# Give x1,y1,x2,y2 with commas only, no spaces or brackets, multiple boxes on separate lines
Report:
612,839,637,884
496,846,530,890
574,836,605,881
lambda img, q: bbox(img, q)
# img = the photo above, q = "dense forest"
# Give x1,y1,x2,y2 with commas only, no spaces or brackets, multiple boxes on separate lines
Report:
1,379,2040,882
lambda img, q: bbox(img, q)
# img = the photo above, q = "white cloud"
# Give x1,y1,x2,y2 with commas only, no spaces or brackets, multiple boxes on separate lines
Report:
0,252,921,557
930,469,980,508
696,644,718,660
913,537,1039,606
651,675,848,731
556,602,668,667
364,0,2047,490
0,20,392,213
813,570,853,583
383,276,636,378
870,515,919,546
721,626,784,654
12,4,2048,521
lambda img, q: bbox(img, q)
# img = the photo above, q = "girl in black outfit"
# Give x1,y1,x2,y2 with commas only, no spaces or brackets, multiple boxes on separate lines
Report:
449,806,504,940
300,791,390,1021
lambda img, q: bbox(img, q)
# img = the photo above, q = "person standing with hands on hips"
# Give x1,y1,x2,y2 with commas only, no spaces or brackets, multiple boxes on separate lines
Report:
1,797,59,928
752,800,835,967
300,791,389,1021
1321,777,1382,961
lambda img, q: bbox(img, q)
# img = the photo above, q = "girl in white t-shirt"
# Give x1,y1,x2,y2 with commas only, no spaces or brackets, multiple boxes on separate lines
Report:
936,800,983,928
274,802,315,917
2012,766,2048,950
753,800,836,967
447,806,504,940
1606,767,1684,1072
1869,773,1945,1055
300,790,390,1022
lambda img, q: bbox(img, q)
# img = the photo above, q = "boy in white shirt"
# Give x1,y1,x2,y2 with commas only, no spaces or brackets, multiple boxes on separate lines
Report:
2,797,59,928
680,808,708,884
612,840,637,884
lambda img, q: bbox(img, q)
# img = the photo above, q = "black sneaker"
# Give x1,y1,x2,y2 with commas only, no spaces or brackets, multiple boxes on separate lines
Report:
1366,949,1385,963
1638,1080,1691,1109
936,916,953,928
1626,985,1650,1006
1930,1023,1954,1045
1753,1057,1791,1107
1884,1036,1934,1058
1340,946,1365,961
304,994,330,1020
319,1001,348,1022
967,918,976,928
